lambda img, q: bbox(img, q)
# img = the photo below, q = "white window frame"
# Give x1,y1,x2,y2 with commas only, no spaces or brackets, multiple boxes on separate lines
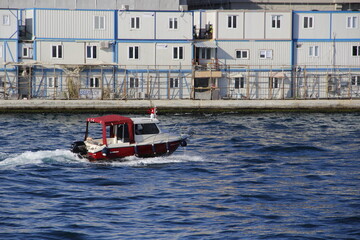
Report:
347,16,358,29
269,77,279,89
352,76,360,86
2,15,10,25
128,46,139,60
234,77,245,89
173,46,184,60
228,15,237,29
94,16,105,30
236,50,249,59
90,77,100,88
271,15,282,29
51,45,63,59
170,78,179,88
259,49,273,59
200,48,212,60
309,46,319,57
86,45,97,59
169,17,178,30
129,77,139,88
130,17,140,29
0,45,3,58
48,77,58,88
352,46,360,56
303,16,314,29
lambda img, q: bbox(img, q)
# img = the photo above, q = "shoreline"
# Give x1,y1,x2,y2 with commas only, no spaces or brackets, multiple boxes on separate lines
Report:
1,99,360,113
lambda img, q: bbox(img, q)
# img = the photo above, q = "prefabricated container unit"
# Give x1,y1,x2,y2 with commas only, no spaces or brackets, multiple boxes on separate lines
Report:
293,12,331,40
1,9,19,69
35,9,115,40
118,11,156,40
155,11,193,40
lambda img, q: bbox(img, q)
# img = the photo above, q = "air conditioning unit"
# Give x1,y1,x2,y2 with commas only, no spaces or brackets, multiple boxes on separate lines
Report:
100,41,110,49
121,4,129,10
179,5,188,11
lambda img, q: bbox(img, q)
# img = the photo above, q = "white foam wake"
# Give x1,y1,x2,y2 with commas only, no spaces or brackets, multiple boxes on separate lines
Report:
0,149,85,169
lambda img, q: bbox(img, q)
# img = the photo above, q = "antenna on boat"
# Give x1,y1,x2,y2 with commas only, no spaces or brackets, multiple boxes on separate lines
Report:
148,107,157,119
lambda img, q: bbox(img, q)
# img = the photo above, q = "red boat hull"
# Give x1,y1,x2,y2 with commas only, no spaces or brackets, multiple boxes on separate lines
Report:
85,140,182,161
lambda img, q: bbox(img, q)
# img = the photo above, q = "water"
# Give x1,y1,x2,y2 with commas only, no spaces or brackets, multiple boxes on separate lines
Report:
1,112,360,240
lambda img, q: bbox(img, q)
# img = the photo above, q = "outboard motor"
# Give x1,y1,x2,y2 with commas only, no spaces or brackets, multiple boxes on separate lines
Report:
71,141,87,156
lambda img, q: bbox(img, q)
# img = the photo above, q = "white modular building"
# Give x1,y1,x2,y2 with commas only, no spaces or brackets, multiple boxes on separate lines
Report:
0,9,19,98
293,11,360,99
117,10,194,99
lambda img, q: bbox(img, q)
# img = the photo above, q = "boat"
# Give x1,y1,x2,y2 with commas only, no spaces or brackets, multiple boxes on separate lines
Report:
70,108,188,161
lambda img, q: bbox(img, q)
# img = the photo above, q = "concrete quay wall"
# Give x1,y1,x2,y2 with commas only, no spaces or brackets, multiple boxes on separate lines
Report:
1,99,360,113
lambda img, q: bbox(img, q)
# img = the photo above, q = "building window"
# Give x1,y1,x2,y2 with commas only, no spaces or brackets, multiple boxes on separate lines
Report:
234,77,245,89
94,16,105,30
170,78,179,88
48,77,58,88
269,77,279,88
131,17,140,29
0,77,4,88
169,17,178,29
309,46,319,57
228,15,237,28
51,45,63,59
200,48,212,59
90,77,100,88
271,15,282,28
86,46,97,59
236,50,249,59
128,46,139,59
352,76,360,86
0,45,3,58
303,16,314,29
347,16,358,29
352,46,360,56
173,46,184,60
2,15,10,25
129,77,139,88
259,50,272,59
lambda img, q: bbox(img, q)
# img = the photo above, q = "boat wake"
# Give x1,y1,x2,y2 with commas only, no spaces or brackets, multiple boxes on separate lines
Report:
0,149,206,168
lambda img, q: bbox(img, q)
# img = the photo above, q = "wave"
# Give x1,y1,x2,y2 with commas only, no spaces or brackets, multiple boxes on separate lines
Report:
0,149,86,169
0,149,206,169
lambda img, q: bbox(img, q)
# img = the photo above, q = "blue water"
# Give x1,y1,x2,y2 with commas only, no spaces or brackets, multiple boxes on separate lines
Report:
1,112,360,240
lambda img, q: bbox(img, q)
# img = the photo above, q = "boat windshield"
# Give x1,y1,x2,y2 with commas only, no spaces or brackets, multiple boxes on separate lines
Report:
135,123,159,135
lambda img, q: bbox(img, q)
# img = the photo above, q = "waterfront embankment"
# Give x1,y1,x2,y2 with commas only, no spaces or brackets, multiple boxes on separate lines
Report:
1,99,360,113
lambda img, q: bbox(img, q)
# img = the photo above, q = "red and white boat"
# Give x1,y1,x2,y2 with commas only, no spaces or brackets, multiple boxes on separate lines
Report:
71,108,188,161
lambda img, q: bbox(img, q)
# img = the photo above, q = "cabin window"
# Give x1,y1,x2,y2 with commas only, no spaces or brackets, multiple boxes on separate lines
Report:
51,45,63,59
128,46,139,59
234,77,245,89
0,77,4,88
347,16,358,29
90,77,100,88
86,46,97,59
269,77,279,88
117,124,130,142
236,50,249,59
0,45,3,58
303,16,314,29
2,15,10,25
135,123,159,135
173,46,184,60
170,78,179,88
352,46,360,56
23,47,29,58
94,16,105,30
271,15,282,28
131,17,140,29
129,77,139,88
309,46,319,57
259,49,272,59
352,76,360,86
227,15,237,28
48,77,58,88
200,48,212,59
169,17,178,29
